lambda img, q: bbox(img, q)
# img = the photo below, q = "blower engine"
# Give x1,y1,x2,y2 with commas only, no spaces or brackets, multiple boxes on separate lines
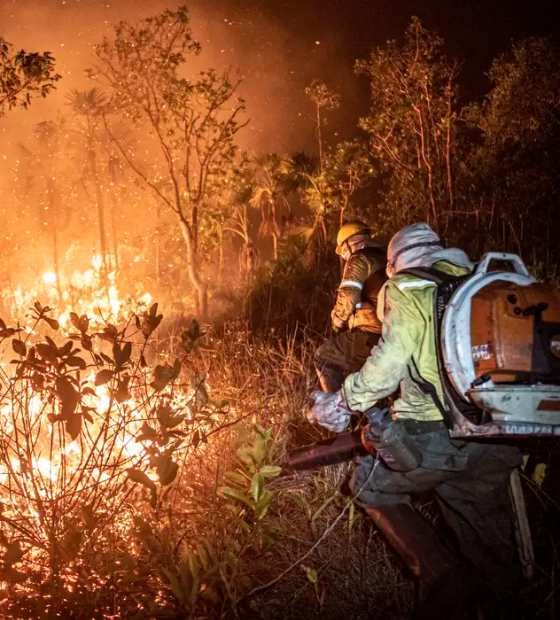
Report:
437,253,560,438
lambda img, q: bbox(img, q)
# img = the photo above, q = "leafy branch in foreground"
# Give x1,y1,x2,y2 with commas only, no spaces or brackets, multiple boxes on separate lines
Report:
0,301,230,604
221,424,281,534
0,38,60,116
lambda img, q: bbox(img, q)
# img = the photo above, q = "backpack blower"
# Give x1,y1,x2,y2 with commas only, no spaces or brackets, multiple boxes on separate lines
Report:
430,252,560,438
289,252,560,471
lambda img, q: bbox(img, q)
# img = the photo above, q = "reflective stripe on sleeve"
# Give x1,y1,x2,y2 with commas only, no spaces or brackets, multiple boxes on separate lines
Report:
340,280,363,290
397,279,436,291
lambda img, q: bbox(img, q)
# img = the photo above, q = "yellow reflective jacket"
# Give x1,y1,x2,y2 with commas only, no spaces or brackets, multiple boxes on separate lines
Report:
333,247,386,333
343,261,470,421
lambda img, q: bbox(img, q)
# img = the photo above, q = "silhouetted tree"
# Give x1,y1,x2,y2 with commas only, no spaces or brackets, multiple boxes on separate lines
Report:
88,6,247,319
357,17,461,232
18,118,73,302
465,37,560,276
249,154,290,261
304,79,341,172
66,88,111,290
0,38,60,116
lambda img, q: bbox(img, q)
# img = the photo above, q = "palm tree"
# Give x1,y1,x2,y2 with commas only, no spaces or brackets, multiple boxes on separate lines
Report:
225,180,259,278
19,117,72,303
249,154,290,261
66,88,111,290
282,151,327,268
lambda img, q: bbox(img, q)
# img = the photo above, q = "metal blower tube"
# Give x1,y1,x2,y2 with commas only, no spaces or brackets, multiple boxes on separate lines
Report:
287,430,367,470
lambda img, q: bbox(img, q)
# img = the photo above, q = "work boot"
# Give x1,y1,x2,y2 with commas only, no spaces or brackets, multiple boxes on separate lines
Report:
366,504,476,620
316,364,345,393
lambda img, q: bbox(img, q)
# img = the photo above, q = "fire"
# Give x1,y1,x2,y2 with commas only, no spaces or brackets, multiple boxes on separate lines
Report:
0,263,221,605
5,253,154,332
42,271,57,285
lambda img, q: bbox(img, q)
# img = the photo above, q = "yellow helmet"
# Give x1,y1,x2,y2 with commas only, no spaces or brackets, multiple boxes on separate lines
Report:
336,221,370,255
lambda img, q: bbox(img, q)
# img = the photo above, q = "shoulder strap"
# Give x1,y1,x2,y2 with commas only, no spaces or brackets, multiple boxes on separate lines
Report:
408,357,454,429
398,266,458,285
398,266,473,431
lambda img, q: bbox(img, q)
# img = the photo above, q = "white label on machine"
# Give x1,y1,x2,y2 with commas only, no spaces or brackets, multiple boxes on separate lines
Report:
472,344,492,361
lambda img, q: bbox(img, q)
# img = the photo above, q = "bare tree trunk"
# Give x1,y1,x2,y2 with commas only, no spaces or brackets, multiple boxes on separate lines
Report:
272,233,279,262
47,182,63,305
316,104,323,172
445,89,455,211
52,222,63,306
177,213,208,321
270,199,280,261
415,105,437,228
95,182,109,291
218,224,224,288
109,191,120,274
155,204,161,287
85,114,110,294
89,144,109,294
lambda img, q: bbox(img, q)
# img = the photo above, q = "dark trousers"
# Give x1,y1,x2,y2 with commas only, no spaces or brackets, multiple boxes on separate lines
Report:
314,329,380,392
353,426,523,595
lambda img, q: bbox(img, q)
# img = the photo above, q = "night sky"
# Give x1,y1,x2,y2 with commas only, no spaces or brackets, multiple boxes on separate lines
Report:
1,0,560,153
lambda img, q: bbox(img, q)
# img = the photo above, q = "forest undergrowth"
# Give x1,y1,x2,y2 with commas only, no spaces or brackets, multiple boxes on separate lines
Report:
1,269,558,620
0,294,414,620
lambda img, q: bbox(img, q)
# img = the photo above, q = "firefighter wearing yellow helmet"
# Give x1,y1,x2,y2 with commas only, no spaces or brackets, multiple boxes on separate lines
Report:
314,221,387,393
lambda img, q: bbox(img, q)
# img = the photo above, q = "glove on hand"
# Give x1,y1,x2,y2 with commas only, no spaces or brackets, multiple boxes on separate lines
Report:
331,310,347,332
307,390,352,432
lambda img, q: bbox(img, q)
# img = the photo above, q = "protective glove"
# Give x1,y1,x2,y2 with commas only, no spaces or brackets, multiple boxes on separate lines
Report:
307,389,352,433
331,310,347,332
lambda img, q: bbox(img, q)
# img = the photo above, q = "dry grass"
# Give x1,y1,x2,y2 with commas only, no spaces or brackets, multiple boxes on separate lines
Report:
1,297,559,619
195,326,413,620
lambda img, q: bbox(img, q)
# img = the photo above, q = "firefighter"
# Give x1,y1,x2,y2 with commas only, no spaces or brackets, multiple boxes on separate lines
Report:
314,221,386,393
309,223,523,619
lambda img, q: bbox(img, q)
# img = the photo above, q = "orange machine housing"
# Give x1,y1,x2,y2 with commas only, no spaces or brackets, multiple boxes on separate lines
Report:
470,282,560,384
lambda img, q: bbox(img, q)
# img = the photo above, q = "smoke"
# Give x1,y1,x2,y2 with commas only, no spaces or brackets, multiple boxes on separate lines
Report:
0,0,366,303
0,0,361,154
2,0,559,161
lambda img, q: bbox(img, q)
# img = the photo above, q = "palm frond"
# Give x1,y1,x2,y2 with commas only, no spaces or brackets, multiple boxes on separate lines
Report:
66,87,109,116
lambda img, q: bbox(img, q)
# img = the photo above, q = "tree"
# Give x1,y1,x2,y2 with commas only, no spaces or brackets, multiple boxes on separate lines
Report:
283,141,376,268
281,151,324,268
285,81,376,269
88,6,247,319
0,38,60,116
249,154,290,261
321,139,377,227
18,118,74,302
465,37,560,276
356,17,461,231
271,81,341,270
66,88,111,290
304,79,341,172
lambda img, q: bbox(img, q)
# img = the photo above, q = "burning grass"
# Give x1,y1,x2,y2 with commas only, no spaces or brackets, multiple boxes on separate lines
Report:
0,286,414,619
0,293,249,617
2,254,154,332
4,273,556,619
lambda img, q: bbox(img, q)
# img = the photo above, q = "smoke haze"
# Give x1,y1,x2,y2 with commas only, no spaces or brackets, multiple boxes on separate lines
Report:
1,0,560,309
0,0,364,155
3,0,560,156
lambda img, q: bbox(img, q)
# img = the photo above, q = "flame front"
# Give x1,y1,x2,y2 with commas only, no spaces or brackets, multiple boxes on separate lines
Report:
0,266,222,603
